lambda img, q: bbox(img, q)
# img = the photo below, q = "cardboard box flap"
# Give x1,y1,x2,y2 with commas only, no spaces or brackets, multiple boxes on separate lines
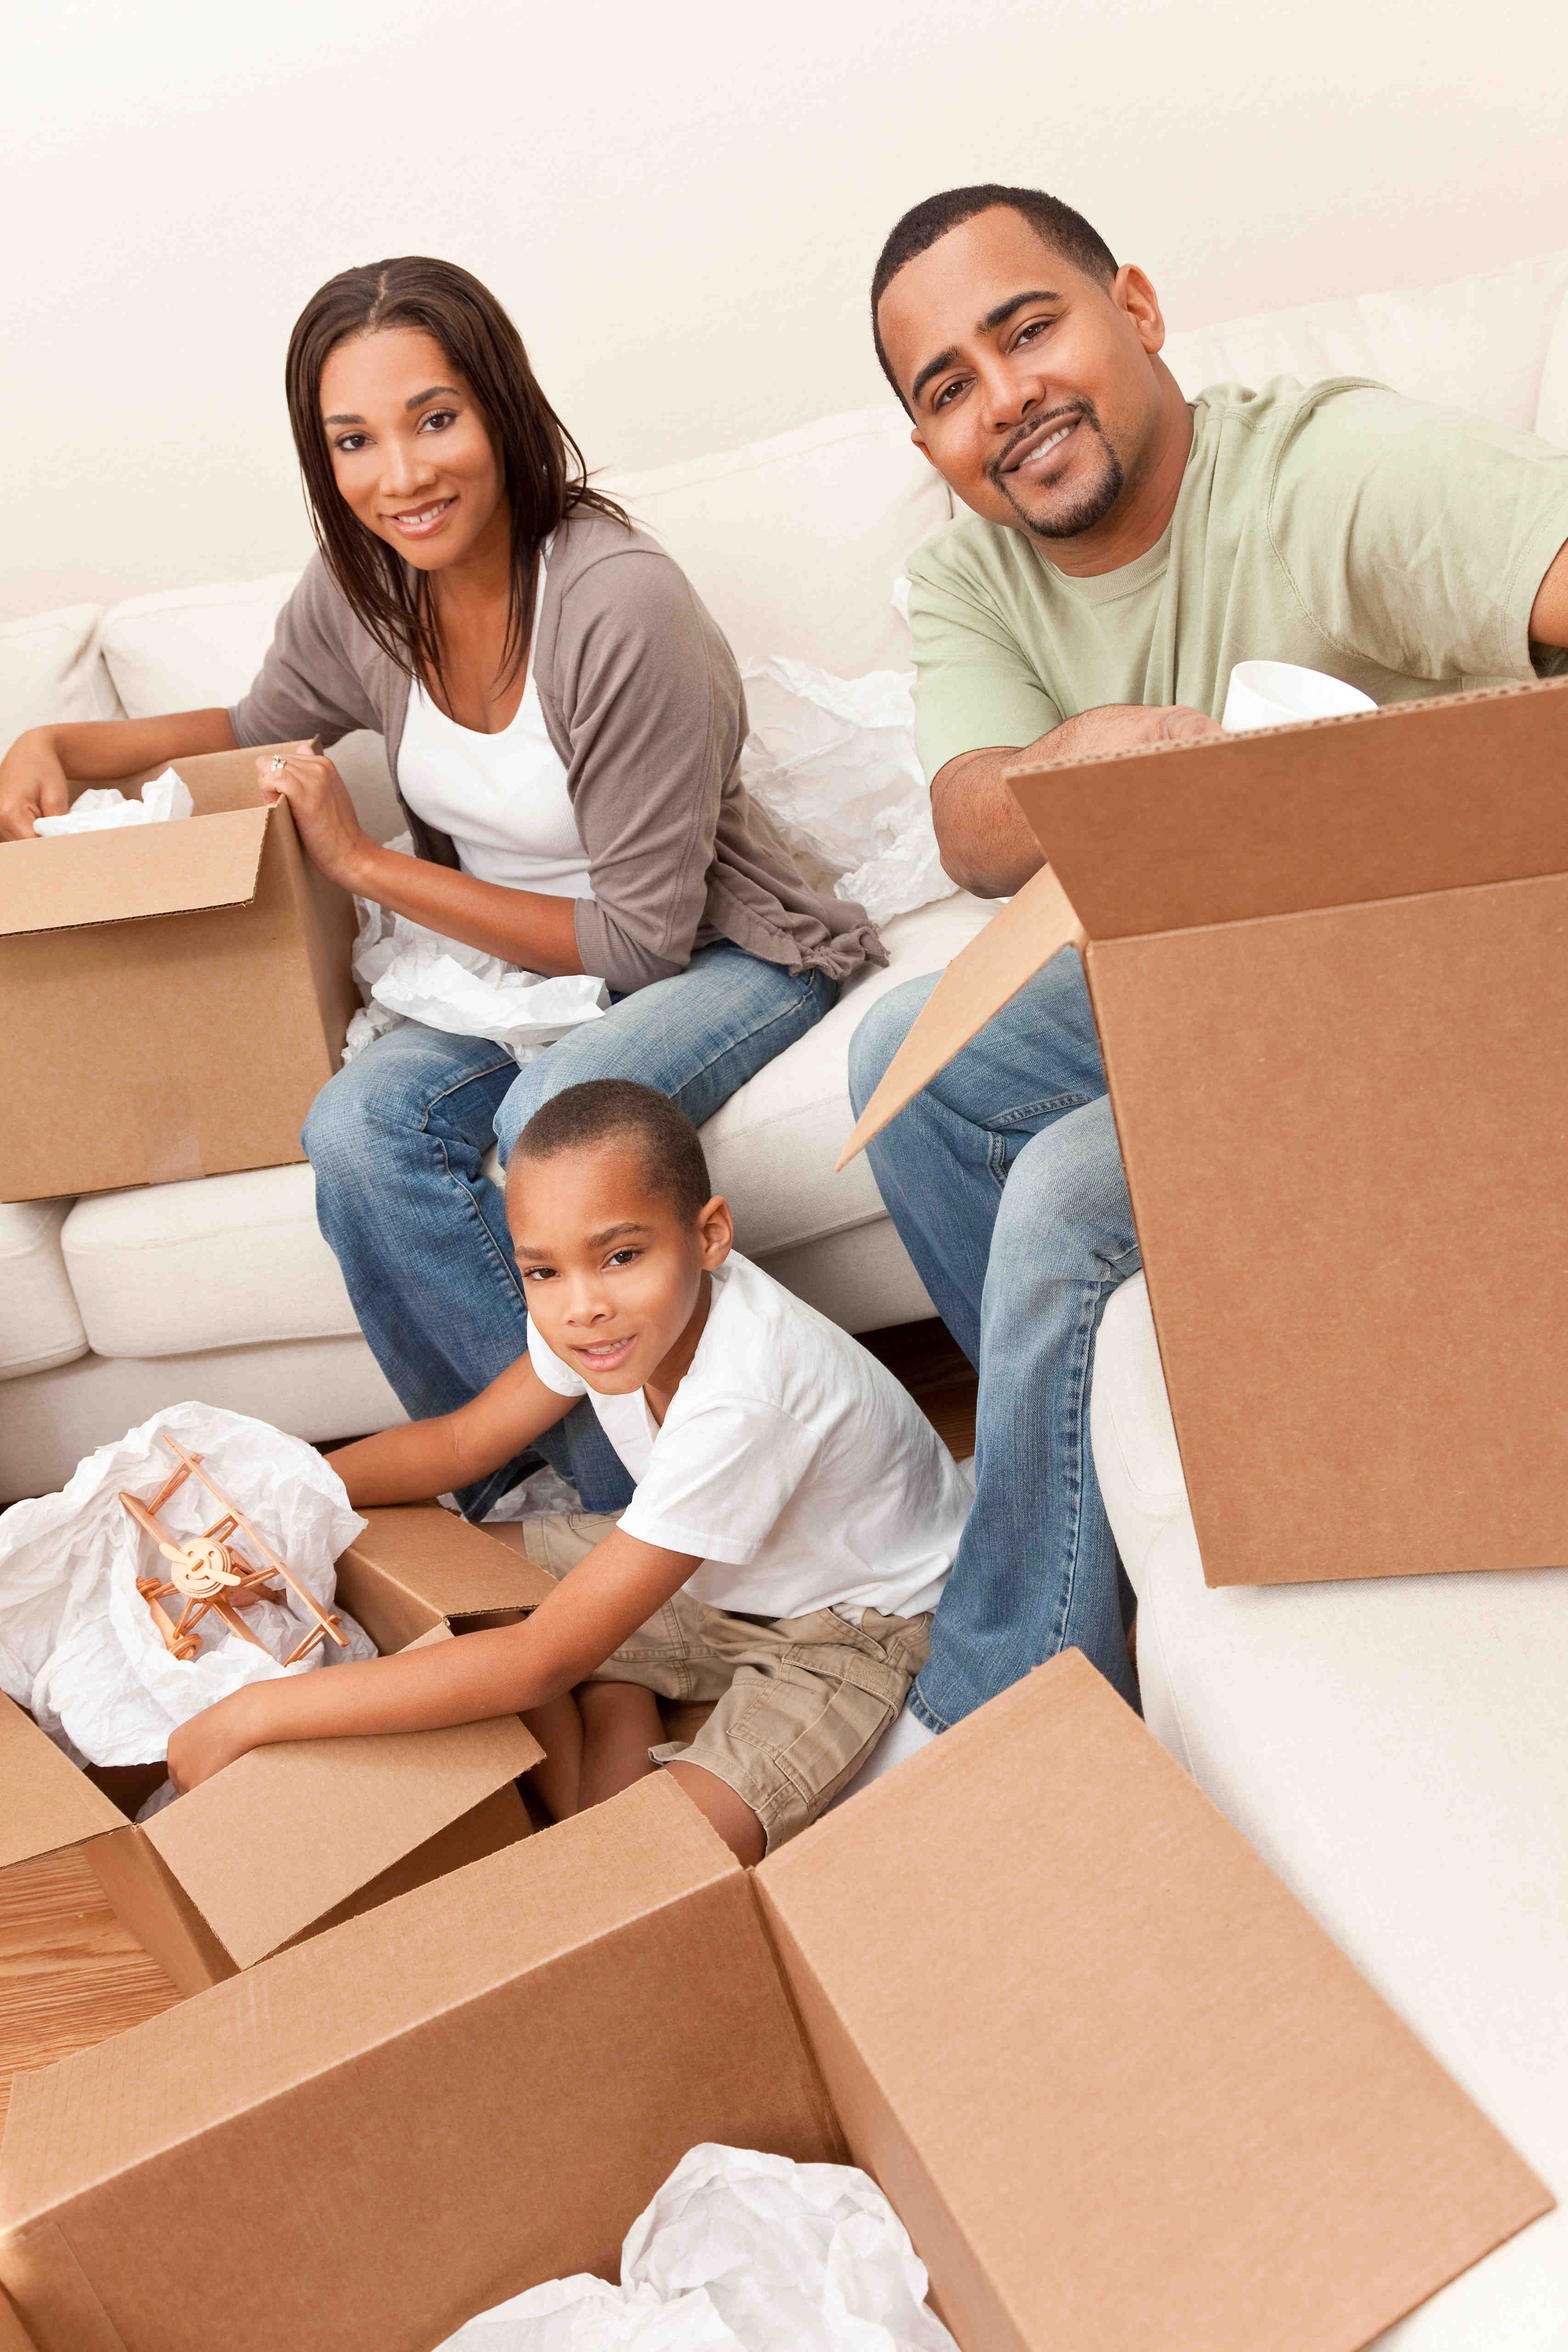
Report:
756,1653,1551,2352
342,1506,558,1623
0,1698,125,1871
0,807,272,940
1008,676,1568,944
837,862,1081,1171
0,1778,840,2352
141,1652,540,1968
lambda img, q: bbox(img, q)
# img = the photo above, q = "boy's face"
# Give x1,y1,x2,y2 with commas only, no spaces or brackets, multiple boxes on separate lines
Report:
508,1140,732,1396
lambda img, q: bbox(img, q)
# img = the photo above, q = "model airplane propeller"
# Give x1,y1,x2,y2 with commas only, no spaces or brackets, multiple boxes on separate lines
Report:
120,1432,347,1668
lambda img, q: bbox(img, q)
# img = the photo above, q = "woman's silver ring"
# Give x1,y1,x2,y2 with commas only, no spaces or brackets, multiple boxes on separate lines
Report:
269,755,286,771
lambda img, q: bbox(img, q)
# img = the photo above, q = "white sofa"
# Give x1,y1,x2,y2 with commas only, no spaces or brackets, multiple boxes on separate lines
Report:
4,247,1568,1510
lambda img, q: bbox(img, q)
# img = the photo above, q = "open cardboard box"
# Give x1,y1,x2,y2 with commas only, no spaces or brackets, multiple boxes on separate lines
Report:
0,1509,549,1993
0,743,358,1200
0,1651,1551,2352
844,675,1568,1587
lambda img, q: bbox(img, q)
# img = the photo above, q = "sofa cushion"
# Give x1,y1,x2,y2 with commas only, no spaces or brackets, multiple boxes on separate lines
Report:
1163,248,1568,434
0,1335,405,1507
61,1165,358,1361
1088,1272,1189,1587
99,576,403,842
60,894,991,1361
602,404,950,674
0,1200,89,1380
0,604,123,742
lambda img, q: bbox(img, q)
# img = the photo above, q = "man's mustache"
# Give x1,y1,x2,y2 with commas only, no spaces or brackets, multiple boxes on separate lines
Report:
986,400,1100,488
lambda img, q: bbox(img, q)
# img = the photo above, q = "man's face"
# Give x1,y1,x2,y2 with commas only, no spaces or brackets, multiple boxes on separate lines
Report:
877,207,1168,540
508,1140,730,1396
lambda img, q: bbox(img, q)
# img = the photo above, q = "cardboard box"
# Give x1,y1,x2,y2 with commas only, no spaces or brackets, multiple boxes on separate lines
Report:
844,676,1568,1586
0,744,358,1201
0,1652,1549,2352
0,1508,549,1993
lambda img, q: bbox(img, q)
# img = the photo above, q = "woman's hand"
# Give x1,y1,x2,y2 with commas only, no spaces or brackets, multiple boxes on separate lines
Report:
257,743,374,892
0,728,69,841
166,1684,272,1793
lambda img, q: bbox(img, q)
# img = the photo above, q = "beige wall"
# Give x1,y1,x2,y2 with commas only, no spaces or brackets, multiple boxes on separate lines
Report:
7,0,1565,620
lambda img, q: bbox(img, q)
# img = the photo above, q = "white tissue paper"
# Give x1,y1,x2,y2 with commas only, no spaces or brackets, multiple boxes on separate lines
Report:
739,659,954,931
0,1402,374,1768
436,2144,960,2352
343,835,609,1065
34,768,194,837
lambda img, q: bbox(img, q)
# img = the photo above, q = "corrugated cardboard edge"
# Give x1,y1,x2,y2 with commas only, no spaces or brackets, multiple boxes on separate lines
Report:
80,1829,233,1999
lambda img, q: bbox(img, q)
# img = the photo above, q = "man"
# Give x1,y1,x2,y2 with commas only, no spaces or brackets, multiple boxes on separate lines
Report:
850,182,1568,1762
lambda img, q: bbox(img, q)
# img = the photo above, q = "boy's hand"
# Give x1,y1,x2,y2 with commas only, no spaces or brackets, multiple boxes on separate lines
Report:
166,1684,272,1793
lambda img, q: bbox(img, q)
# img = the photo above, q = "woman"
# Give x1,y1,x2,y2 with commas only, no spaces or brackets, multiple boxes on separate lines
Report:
0,257,883,1515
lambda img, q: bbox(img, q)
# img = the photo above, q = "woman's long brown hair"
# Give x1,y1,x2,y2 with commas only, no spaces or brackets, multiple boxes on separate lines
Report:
284,255,626,693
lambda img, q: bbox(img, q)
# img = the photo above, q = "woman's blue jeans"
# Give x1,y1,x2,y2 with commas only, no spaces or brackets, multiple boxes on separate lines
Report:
848,947,1141,1723
305,940,837,1519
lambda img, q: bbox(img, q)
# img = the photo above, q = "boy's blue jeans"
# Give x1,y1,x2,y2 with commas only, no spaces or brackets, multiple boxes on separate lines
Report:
848,946,1141,1723
305,940,837,1521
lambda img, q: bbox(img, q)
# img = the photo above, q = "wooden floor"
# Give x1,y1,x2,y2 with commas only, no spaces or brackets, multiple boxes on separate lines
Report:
0,1318,978,2132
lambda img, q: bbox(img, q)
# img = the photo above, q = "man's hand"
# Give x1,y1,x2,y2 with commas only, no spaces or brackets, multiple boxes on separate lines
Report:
166,1684,273,1792
0,728,70,841
258,745,374,892
931,703,1224,899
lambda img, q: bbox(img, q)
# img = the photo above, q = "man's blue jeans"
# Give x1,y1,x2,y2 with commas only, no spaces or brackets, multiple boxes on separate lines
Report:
305,940,837,1520
848,947,1141,1721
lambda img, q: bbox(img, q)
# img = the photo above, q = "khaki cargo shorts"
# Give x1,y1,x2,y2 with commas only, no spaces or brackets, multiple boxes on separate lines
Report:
521,1511,931,1852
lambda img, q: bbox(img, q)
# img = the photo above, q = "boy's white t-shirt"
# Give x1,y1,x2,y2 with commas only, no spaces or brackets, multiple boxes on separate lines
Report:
526,1253,969,1624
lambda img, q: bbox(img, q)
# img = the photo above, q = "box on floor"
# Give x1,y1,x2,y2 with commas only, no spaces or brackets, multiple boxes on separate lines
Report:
846,674,1568,1589
0,743,357,1202
0,1651,1550,2352
0,1509,550,1990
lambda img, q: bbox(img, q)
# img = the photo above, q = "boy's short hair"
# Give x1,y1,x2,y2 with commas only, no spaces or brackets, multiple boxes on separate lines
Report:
871,183,1118,406
509,1080,712,1221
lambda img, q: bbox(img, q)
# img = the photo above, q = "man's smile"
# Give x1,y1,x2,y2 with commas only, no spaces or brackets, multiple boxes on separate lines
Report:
999,411,1083,478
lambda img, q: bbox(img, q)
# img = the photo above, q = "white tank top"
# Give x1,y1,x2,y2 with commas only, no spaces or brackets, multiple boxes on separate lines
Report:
396,551,592,900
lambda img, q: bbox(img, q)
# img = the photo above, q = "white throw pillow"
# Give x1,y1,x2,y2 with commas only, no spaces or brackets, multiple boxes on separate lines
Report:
739,656,955,929
0,605,123,744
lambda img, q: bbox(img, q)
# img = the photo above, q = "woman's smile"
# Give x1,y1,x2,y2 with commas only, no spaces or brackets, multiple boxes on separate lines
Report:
384,494,458,540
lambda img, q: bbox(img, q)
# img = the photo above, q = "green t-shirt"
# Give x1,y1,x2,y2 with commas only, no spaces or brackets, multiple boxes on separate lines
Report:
908,376,1568,781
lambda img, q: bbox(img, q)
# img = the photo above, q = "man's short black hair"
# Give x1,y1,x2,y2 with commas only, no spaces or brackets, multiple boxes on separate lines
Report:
871,184,1118,407
508,1080,712,1221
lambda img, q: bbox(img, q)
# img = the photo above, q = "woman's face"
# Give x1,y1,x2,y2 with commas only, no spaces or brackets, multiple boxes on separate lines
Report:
319,326,506,573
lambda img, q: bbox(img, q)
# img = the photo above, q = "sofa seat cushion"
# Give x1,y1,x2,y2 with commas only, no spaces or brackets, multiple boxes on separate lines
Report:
700,891,996,1258
1088,1272,1190,1588
59,894,990,1361
62,1166,357,1361
1091,1274,1567,2345
0,1199,89,1379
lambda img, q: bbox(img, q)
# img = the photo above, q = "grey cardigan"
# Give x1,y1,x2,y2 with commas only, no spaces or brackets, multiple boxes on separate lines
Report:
230,509,885,995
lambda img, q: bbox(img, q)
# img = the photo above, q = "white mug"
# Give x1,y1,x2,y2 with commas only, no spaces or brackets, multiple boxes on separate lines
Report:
1222,659,1377,734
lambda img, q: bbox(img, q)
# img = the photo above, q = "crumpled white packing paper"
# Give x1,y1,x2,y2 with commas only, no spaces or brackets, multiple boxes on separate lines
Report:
0,1402,374,1768
34,767,194,837
436,2144,960,2352
739,659,955,931
343,835,608,1066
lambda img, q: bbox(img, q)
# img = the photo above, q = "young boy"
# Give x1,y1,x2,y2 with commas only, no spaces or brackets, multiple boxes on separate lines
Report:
166,1081,973,1860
